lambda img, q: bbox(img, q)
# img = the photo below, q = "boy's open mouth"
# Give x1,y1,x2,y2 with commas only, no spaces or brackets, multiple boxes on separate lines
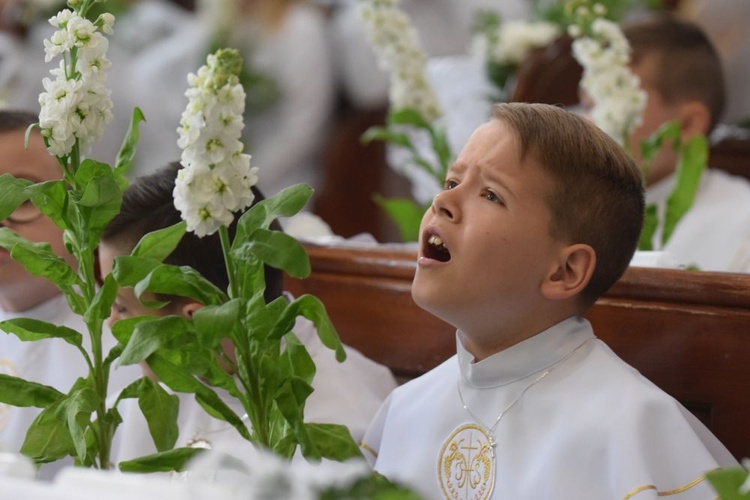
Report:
424,234,451,262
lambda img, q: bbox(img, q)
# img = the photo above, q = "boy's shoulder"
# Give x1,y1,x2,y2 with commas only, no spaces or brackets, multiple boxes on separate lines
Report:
389,353,459,401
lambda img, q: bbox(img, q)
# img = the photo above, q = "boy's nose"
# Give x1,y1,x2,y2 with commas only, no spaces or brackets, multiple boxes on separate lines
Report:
106,310,118,329
432,191,456,221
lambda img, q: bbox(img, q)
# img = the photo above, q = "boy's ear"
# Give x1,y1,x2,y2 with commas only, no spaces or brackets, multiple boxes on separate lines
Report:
677,100,711,138
541,244,596,301
180,301,203,319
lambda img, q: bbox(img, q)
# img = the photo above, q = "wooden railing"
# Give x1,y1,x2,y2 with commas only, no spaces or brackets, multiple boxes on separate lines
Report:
286,243,750,460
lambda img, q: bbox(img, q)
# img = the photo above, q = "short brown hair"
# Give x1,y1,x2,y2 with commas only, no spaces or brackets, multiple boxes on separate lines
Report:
492,103,644,307
0,110,37,133
625,14,725,131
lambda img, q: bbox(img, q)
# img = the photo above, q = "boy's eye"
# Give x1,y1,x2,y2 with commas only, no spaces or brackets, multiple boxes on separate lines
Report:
483,190,504,205
444,179,458,190
113,302,128,315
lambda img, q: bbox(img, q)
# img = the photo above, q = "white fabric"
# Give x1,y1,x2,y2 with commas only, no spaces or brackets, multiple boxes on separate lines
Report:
0,295,141,476
645,168,750,272
111,317,396,465
363,316,737,499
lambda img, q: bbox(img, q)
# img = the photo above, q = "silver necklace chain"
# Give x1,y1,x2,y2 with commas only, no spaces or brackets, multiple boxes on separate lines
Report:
456,337,592,450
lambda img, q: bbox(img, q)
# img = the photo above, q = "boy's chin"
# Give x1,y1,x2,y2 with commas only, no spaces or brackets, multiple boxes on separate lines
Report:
411,279,446,316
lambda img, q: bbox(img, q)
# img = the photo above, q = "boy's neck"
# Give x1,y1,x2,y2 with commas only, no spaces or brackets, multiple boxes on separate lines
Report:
458,312,580,362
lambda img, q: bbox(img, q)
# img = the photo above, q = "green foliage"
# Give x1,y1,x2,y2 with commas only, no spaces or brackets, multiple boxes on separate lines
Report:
539,0,660,27
373,195,427,243
108,184,359,472
707,467,750,499
0,98,151,469
319,472,423,500
361,108,451,242
638,121,708,251
118,447,207,474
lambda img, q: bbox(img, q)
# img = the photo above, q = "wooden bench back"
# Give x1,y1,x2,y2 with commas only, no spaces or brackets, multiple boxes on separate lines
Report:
286,243,750,460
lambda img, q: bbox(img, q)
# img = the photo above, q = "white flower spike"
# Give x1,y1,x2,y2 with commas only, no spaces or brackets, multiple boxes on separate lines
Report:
356,0,442,123
569,4,647,145
175,48,259,237
38,8,114,158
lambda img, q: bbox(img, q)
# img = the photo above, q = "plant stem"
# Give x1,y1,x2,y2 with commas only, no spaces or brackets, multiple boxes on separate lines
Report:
219,226,238,299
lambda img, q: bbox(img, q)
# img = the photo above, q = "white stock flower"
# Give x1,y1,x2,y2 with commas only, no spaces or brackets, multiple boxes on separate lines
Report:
571,16,646,144
473,20,561,67
38,8,113,157
356,0,442,122
175,49,258,237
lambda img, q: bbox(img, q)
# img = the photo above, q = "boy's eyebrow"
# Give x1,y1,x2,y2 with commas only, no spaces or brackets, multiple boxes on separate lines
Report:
481,165,516,202
446,161,468,176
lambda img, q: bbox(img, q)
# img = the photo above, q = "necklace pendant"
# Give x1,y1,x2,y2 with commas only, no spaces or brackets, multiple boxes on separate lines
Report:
438,423,496,500
488,433,497,458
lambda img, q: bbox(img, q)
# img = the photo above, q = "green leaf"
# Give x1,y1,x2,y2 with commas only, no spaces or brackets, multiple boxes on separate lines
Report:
243,295,278,341
320,472,422,499
0,317,83,347
360,126,413,148
20,398,76,463
74,160,124,240
235,184,313,243
131,221,187,262
112,255,162,287
193,299,242,349
110,316,148,345
0,174,33,220
661,135,708,246
75,159,120,208
428,126,452,178
32,180,72,230
118,315,193,366
234,228,310,279
56,386,99,462
372,195,426,243
118,447,207,473
146,353,251,441
706,467,750,499
118,378,179,452
277,295,345,362
0,228,80,289
486,61,516,92
85,273,118,325
639,121,681,181
283,332,316,385
388,108,431,130
135,264,227,306
275,376,314,443
0,374,64,408
115,107,146,177
301,423,363,462
638,204,658,251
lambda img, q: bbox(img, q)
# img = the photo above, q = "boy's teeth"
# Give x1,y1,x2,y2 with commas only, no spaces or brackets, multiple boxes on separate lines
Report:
429,235,444,247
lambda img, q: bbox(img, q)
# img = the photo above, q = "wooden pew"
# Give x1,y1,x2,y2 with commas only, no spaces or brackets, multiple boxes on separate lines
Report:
285,243,750,461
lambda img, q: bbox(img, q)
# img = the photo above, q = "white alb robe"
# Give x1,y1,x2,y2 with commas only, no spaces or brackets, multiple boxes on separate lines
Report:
646,168,750,272
363,317,737,499
111,317,397,465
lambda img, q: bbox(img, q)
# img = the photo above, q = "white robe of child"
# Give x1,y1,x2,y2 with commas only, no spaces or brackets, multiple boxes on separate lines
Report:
363,316,737,499
111,317,397,465
646,168,750,272
0,295,140,476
